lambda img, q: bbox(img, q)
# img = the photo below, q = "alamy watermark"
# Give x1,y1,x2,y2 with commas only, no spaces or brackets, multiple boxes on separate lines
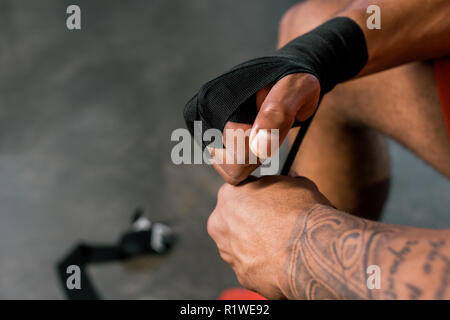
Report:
66,5,81,30
367,264,381,290
66,265,81,290
171,121,280,175
366,5,381,30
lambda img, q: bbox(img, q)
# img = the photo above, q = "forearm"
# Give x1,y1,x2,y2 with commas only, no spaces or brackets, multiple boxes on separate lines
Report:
281,204,450,300
339,0,450,75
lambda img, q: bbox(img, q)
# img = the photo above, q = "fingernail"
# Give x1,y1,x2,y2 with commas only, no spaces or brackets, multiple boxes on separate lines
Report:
250,130,269,159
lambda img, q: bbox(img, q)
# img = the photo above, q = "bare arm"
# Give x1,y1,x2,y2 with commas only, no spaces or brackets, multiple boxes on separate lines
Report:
275,1,450,299
207,176,450,300
340,0,450,75
282,204,450,300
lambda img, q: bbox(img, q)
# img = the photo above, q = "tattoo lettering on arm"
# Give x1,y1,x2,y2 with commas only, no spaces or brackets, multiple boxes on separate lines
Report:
435,255,450,299
282,205,450,300
405,283,422,300
423,240,445,274
384,240,418,299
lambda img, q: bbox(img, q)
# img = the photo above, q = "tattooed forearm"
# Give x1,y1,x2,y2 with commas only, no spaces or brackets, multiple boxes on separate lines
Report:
282,204,450,300
405,283,422,299
384,240,418,299
424,240,445,274
283,204,396,299
436,256,450,299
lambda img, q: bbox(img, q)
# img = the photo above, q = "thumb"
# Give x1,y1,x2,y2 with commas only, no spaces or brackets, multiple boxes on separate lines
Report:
249,73,320,159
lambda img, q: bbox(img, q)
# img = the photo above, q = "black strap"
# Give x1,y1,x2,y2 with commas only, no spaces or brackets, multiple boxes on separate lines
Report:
56,210,176,300
280,114,314,176
57,244,120,300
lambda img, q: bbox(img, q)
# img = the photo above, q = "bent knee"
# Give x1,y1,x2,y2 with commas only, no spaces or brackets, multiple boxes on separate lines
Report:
278,0,353,47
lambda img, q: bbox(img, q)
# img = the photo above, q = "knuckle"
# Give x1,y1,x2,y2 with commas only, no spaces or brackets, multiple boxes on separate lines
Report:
303,73,321,89
218,251,232,265
217,183,229,199
206,213,218,238
260,102,294,124
235,272,252,291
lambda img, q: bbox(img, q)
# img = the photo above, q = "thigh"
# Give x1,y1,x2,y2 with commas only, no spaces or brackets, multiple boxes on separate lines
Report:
289,61,450,218
329,62,450,177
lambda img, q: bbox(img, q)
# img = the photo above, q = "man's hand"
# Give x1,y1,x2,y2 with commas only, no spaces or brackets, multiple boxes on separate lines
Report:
207,175,331,299
208,176,450,300
209,73,320,185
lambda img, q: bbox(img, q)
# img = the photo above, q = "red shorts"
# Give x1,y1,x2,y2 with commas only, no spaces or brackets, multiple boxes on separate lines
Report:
434,57,450,139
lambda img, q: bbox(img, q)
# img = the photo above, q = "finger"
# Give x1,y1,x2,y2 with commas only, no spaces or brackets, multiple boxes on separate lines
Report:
250,73,319,158
256,85,271,110
208,121,261,185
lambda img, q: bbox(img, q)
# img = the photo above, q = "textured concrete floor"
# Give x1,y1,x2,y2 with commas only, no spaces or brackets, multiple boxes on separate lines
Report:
0,0,448,299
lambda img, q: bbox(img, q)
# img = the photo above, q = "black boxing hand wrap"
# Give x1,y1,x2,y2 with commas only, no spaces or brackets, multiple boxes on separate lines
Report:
184,17,368,148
